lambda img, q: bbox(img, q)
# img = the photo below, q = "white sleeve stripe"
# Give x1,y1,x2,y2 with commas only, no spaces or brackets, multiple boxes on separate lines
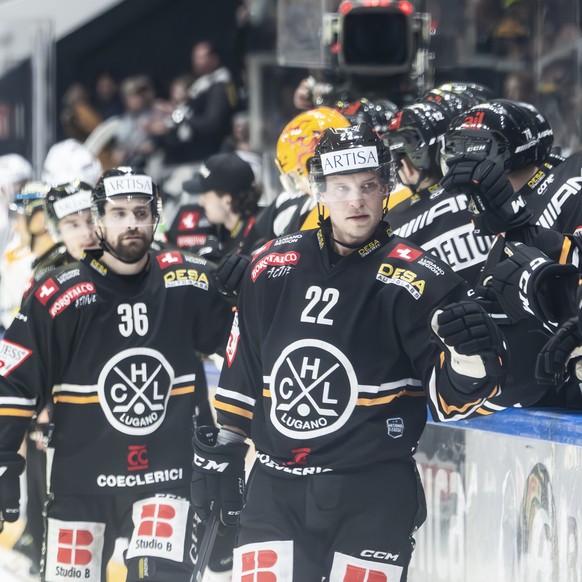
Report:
0,396,37,406
358,378,422,394
215,387,256,406
173,374,197,384
53,384,97,394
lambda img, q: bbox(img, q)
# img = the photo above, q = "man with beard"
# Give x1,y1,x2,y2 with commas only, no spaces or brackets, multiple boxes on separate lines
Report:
0,167,234,581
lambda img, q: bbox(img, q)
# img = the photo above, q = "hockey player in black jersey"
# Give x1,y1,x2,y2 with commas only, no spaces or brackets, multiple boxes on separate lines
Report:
191,123,514,581
0,167,234,582
384,99,495,286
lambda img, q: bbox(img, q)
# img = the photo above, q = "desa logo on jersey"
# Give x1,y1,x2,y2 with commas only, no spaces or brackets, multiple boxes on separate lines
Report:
251,251,300,282
376,264,425,299
163,269,209,290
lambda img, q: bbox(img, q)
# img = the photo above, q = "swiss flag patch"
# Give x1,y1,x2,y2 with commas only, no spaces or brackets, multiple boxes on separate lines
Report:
34,278,59,305
156,251,183,269
388,244,423,262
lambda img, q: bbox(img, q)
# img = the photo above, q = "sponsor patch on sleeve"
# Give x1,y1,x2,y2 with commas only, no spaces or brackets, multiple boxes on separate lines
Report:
156,251,183,269
251,251,300,282
49,283,96,318
0,339,33,377
34,278,59,305
388,243,423,262
225,310,240,367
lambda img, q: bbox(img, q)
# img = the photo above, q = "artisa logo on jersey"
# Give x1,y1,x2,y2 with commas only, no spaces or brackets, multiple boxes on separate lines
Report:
267,339,358,438
98,348,174,435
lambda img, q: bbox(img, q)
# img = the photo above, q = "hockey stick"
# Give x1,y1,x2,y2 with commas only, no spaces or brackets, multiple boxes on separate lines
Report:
191,502,220,582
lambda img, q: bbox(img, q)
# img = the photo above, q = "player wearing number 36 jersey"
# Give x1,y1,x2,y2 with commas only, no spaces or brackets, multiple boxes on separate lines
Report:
0,167,233,582
192,124,516,582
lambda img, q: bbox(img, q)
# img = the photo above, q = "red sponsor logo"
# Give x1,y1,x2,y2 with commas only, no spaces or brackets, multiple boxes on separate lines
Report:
138,503,175,538
178,210,201,231
156,251,183,269
34,278,58,305
387,244,423,262
251,251,300,282
388,110,403,130
176,234,208,248
283,448,311,466
0,339,33,377
225,310,240,367
460,110,485,129
344,565,388,582
241,549,278,580
57,528,93,566
127,444,148,471
22,276,34,298
251,240,274,260
49,283,95,318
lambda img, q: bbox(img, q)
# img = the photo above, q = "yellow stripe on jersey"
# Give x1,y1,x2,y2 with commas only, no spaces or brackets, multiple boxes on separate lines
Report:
0,408,36,418
263,389,271,398
357,389,425,406
559,236,572,264
170,385,195,396
213,399,254,420
53,395,100,404
476,407,495,415
438,393,482,415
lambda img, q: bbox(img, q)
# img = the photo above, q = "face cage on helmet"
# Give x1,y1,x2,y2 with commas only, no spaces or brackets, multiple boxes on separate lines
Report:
440,131,510,176
385,129,434,173
309,162,394,204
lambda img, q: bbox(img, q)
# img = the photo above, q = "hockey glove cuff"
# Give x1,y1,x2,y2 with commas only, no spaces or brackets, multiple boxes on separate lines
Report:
0,452,25,532
430,301,509,393
214,253,251,298
441,157,533,235
536,318,582,386
192,426,248,527
480,241,580,331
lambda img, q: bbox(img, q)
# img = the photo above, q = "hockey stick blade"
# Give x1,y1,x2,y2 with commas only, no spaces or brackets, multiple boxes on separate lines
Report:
191,503,220,582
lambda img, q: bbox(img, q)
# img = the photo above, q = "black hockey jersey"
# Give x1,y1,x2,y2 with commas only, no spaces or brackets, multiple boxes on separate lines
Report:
522,155,582,234
0,248,233,495
214,223,507,477
386,183,495,287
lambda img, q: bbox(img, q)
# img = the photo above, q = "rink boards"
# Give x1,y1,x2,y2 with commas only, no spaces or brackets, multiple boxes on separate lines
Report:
411,408,582,582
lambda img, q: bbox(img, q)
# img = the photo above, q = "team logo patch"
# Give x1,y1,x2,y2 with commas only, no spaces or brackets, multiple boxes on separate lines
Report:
156,251,183,269
126,497,189,563
0,339,32,377
267,340,358,438
49,283,96,318
251,251,300,282
233,541,293,582
98,348,174,435
330,551,403,581
45,518,105,582
34,278,58,305
225,310,240,367
388,244,423,262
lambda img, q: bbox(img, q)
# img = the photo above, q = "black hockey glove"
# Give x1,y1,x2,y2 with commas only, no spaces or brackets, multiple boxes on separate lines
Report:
430,301,509,393
0,452,25,532
214,253,251,298
441,156,533,235
536,318,582,385
478,242,580,331
191,426,249,527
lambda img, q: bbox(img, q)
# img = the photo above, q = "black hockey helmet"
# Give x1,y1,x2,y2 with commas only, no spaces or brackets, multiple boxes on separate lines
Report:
309,123,395,202
442,99,541,173
45,180,93,238
422,88,478,118
91,166,162,223
335,97,398,135
383,100,452,175
437,82,495,105
512,100,554,166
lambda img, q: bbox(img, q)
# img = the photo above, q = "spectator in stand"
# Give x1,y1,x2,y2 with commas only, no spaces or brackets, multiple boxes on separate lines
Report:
148,40,238,198
59,82,103,143
112,75,159,169
93,71,124,120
